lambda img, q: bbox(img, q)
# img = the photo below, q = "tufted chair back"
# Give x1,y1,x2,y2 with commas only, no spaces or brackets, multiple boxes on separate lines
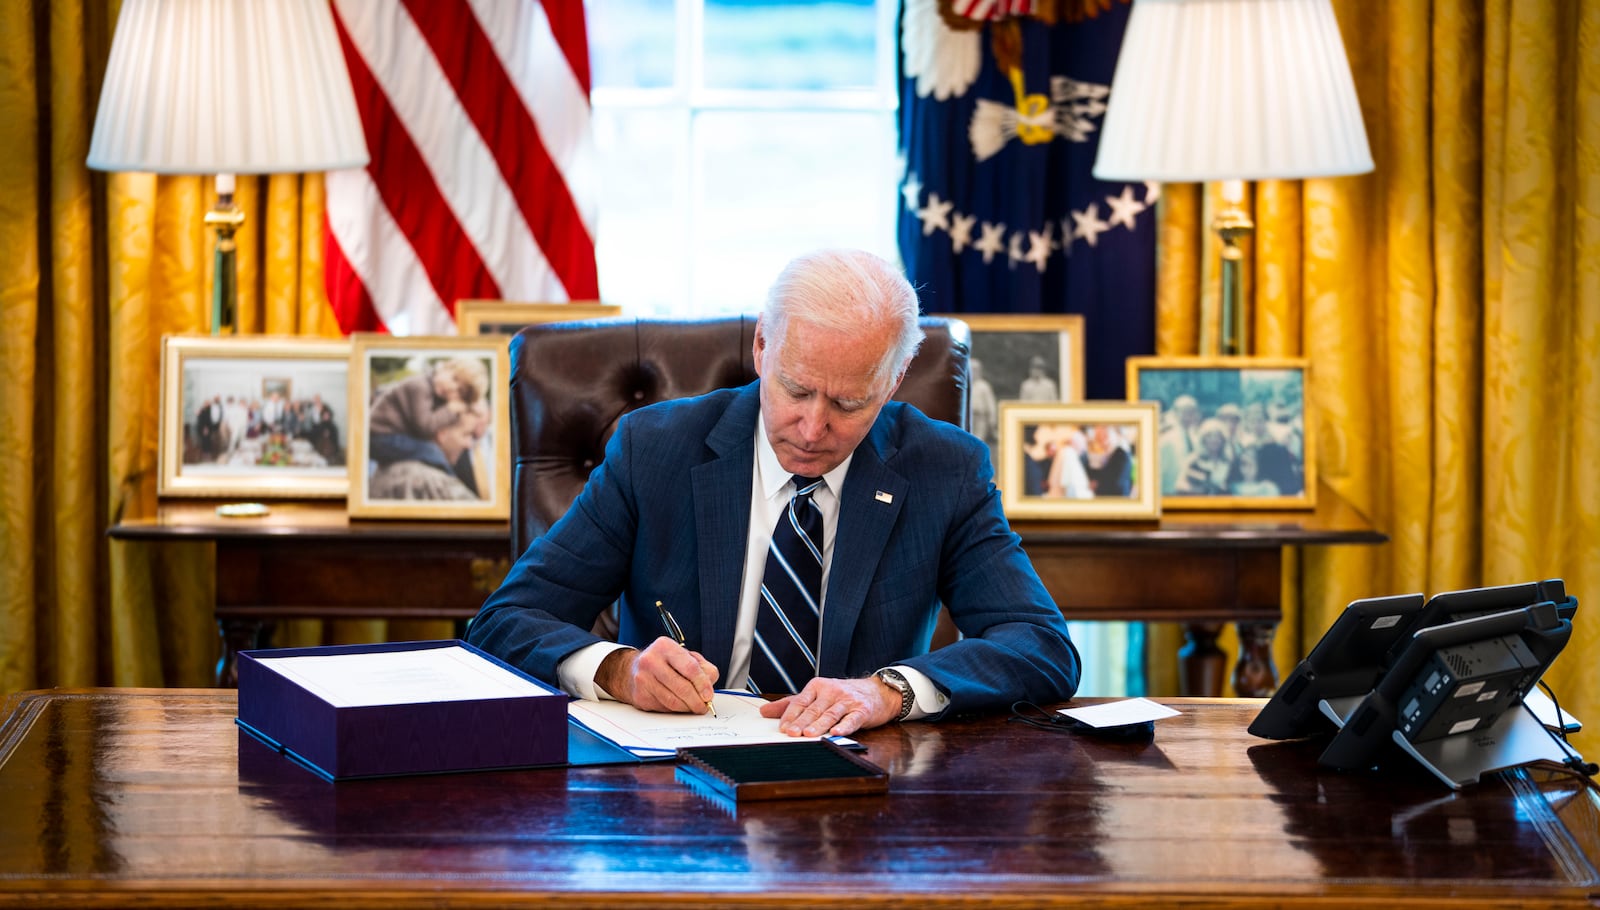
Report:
508,315,971,556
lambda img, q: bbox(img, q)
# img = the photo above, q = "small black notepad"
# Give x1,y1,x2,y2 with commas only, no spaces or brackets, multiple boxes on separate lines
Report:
674,740,889,802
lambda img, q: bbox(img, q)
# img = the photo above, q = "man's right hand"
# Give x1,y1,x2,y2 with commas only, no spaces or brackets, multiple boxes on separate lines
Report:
595,637,719,714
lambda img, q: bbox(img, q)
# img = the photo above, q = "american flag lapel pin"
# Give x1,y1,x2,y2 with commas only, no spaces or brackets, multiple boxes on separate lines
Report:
875,491,893,504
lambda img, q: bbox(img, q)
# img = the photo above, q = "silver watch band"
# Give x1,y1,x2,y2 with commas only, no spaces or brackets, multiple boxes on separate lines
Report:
876,668,915,722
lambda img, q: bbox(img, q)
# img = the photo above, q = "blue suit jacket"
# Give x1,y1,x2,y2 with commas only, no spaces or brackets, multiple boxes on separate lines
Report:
467,382,1080,717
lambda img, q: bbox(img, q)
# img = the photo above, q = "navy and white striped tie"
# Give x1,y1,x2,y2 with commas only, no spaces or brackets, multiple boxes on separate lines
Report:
748,475,824,694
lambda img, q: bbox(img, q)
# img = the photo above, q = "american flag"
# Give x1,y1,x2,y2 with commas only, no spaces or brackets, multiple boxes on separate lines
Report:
324,0,599,335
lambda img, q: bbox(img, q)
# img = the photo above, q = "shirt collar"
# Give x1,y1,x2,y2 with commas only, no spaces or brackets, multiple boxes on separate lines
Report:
755,411,852,501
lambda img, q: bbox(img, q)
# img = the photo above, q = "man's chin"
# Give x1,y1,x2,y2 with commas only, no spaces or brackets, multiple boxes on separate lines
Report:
779,452,836,477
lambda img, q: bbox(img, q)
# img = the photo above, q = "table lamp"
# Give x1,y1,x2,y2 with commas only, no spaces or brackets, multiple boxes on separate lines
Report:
86,0,369,335
1092,0,1373,355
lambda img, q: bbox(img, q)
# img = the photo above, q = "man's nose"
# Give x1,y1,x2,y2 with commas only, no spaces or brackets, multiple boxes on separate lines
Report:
796,399,829,440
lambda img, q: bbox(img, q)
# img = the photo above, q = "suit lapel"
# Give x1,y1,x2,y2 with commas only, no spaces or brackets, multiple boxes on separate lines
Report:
691,385,759,674
818,415,906,677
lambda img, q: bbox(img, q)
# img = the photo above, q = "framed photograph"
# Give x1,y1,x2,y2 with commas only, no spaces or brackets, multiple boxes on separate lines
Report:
347,334,512,520
455,300,621,336
933,313,1086,472
998,402,1160,521
159,335,352,499
1127,356,1315,510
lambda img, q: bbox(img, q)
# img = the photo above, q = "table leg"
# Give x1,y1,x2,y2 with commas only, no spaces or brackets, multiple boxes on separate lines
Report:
215,619,273,687
1233,620,1279,697
1179,623,1226,696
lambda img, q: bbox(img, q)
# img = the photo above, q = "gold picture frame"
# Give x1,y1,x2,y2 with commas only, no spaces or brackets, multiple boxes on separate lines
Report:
347,334,512,520
931,313,1086,479
1127,356,1315,510
455,300,621,336
998,401,1160,521
158,335,352,499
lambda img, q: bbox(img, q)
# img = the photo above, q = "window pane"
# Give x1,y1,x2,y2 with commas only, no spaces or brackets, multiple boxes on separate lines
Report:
703,0,878,91
690,110,898,314
588,0,677,90
593,108,691,314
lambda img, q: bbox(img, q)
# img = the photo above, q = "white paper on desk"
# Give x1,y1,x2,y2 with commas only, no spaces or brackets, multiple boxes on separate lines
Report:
256,646,551,708
569,692,829,755
1058,698,1180,727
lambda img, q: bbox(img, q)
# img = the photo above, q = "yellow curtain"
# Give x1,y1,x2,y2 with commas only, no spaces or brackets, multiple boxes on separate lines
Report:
0,0,364,693
1156,0,1599,756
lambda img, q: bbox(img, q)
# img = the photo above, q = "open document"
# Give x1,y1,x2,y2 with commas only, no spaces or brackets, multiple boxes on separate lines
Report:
569,691,853,759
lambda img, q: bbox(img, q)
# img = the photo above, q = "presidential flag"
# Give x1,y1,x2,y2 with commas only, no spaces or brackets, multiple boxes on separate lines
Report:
324,0,600,335
898,0,1155,399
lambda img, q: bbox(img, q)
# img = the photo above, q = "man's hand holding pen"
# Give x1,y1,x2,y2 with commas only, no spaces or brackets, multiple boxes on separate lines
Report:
594,637,720,715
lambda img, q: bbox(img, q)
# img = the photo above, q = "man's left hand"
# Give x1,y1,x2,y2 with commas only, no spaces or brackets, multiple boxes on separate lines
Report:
759,675,901,737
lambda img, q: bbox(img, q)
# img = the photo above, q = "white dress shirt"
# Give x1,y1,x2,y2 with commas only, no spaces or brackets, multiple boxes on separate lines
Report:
558,413,947,719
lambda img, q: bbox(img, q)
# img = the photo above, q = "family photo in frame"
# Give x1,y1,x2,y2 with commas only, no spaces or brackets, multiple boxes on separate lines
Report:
158,335,351,499
347,335,511,520
1127,356,1315,510
997,402,1159,521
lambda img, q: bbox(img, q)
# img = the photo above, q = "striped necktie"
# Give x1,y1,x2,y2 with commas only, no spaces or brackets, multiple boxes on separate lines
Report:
747,475,824,694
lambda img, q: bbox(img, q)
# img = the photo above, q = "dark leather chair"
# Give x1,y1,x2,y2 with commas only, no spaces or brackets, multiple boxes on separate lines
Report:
506,314,971,644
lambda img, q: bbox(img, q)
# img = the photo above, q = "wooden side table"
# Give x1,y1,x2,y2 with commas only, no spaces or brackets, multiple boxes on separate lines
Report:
1012,486,1386,696
109,486,1386,694
109,501,512,686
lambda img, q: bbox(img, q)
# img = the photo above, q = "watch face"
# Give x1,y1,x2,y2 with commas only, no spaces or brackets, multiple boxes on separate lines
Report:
877,670,913,719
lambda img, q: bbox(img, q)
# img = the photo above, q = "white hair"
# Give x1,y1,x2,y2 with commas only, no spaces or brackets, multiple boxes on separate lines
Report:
761,249,924,385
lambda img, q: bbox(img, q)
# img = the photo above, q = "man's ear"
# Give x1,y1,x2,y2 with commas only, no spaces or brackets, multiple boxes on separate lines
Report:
885,365,908,401
751,317,768,377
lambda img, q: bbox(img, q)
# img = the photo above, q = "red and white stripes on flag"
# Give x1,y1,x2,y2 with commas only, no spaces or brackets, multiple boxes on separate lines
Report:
324,0,599,335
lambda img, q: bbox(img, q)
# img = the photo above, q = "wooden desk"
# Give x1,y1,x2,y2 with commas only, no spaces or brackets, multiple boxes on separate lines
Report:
109,488,1386,695
1,689,1593,909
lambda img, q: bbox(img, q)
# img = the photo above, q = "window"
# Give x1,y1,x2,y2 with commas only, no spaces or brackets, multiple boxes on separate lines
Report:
587,0,900,316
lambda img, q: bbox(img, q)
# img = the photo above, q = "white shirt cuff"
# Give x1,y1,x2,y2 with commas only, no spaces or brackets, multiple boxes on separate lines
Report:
890,664,949,721
557,641,633,701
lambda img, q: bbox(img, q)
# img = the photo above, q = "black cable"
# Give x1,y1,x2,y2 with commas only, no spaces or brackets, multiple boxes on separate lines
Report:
1532,682,1597,780
1537,679,1573,742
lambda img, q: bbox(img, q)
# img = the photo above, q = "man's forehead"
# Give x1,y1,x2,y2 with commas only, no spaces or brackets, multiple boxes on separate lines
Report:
774,359,876,402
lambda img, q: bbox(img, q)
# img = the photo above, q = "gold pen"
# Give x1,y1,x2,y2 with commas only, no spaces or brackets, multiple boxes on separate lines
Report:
655,600,716,717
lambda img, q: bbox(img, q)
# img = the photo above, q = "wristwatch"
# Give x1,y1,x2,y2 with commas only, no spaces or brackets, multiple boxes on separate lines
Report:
874,668,915,722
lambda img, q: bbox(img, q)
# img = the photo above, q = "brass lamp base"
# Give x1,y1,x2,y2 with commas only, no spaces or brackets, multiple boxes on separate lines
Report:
203,175,245,335
1213,180,1254,356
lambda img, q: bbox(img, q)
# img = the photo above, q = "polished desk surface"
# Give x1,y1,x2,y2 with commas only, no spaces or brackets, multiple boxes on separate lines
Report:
0,690,1593,909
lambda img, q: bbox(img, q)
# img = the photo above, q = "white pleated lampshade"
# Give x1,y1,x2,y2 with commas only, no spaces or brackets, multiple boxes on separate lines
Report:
1092,0,1373,183
87,0,369,175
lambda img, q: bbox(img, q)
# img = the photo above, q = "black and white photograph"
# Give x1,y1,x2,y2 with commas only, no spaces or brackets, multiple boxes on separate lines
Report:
1127,356,1314,509
998,402,1159,521
935,313,1085,471
158,336,351,498
347,334,511,520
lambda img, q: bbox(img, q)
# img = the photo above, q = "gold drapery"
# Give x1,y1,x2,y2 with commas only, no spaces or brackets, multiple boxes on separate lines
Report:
1,1,1594,764
1155,0,1598,755
0,0,400,693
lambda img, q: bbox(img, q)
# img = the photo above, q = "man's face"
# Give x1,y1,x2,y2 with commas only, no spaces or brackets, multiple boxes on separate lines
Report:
436,411,482,463
754,316,901,477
